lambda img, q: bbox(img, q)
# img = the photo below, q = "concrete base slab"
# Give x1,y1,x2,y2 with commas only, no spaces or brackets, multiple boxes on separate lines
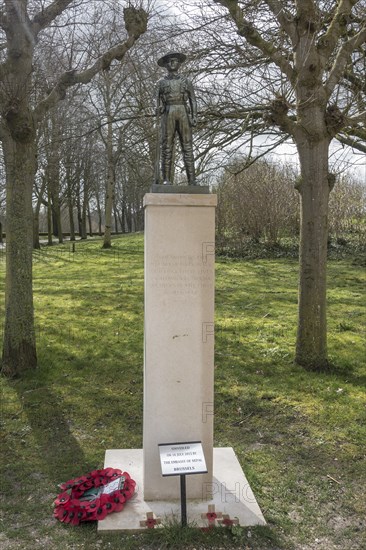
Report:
98,448,265,532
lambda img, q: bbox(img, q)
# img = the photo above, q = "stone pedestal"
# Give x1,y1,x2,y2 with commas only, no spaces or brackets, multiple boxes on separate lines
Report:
143,193,217,500
98,191,266,532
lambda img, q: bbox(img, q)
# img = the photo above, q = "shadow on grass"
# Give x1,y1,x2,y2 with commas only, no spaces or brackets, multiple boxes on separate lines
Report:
283,357,366,388
12,381,93,484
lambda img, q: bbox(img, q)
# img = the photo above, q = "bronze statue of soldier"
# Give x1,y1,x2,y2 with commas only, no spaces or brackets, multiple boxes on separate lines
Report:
155,51,197,185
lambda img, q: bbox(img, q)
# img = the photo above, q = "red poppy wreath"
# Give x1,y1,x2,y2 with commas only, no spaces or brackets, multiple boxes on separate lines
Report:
53,467,136,525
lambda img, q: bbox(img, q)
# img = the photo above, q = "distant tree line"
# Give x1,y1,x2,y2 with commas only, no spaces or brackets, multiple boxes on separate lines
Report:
216,159,365,256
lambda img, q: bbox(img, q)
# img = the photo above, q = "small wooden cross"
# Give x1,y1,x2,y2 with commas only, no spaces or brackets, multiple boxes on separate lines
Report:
218,514,239,527
201,504,223,526
139,511,161,529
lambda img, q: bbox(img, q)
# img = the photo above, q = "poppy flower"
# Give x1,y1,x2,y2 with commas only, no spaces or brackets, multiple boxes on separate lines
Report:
54,492,70,506
95,505,109,521
77,506,88,520
69,512,82,525
60,481,73,491
69,498,82,508
113,494,126,513
99,493,110,507
104,501,117,514
104,467,121,478
54,507,67,520
60,510,73,523
88,499,100,511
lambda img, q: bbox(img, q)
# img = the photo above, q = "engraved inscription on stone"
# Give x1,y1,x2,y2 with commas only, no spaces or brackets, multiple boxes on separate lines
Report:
149,252,214,296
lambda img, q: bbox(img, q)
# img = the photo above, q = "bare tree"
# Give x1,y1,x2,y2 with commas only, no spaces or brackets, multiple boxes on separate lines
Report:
194,0,366,369
0,1,147,377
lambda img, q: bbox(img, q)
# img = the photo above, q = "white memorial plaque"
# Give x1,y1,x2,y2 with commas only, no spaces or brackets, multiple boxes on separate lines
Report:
158,441,207,477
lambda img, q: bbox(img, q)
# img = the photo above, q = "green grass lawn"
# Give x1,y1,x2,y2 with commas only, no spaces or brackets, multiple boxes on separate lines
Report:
0,234,365,549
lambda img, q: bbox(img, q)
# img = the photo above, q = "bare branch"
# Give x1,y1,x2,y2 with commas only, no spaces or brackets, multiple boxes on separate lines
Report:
32,0,75,37
203,105,268,120
33,8,148,121
325,25,366,98
317,0,359,60
336,132,366,153
264,0,297,44
344,70,366,94
214,0,296,84
345,111,366,127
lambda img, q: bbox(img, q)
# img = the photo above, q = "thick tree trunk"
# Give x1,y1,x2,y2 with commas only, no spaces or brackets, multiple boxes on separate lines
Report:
296,138,331,370
1,132,37,376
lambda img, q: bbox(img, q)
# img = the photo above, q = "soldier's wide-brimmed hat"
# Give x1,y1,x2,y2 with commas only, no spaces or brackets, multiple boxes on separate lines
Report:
157,51,187,67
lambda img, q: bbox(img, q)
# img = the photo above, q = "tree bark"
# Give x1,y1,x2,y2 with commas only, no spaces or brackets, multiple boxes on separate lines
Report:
1,131,37,376
68,193,75,241
81,193,87,240
102,115,115,249
75,183,83,237
88,204,93,237
117,209,124,234
113,205,119,234
51,199,63,243
296,137,331,369
33,177,46,249
47,184,53,246
95,192,103,236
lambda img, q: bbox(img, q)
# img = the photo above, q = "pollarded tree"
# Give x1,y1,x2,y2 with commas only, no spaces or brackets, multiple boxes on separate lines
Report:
206,0,366,369
0,1,147,377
